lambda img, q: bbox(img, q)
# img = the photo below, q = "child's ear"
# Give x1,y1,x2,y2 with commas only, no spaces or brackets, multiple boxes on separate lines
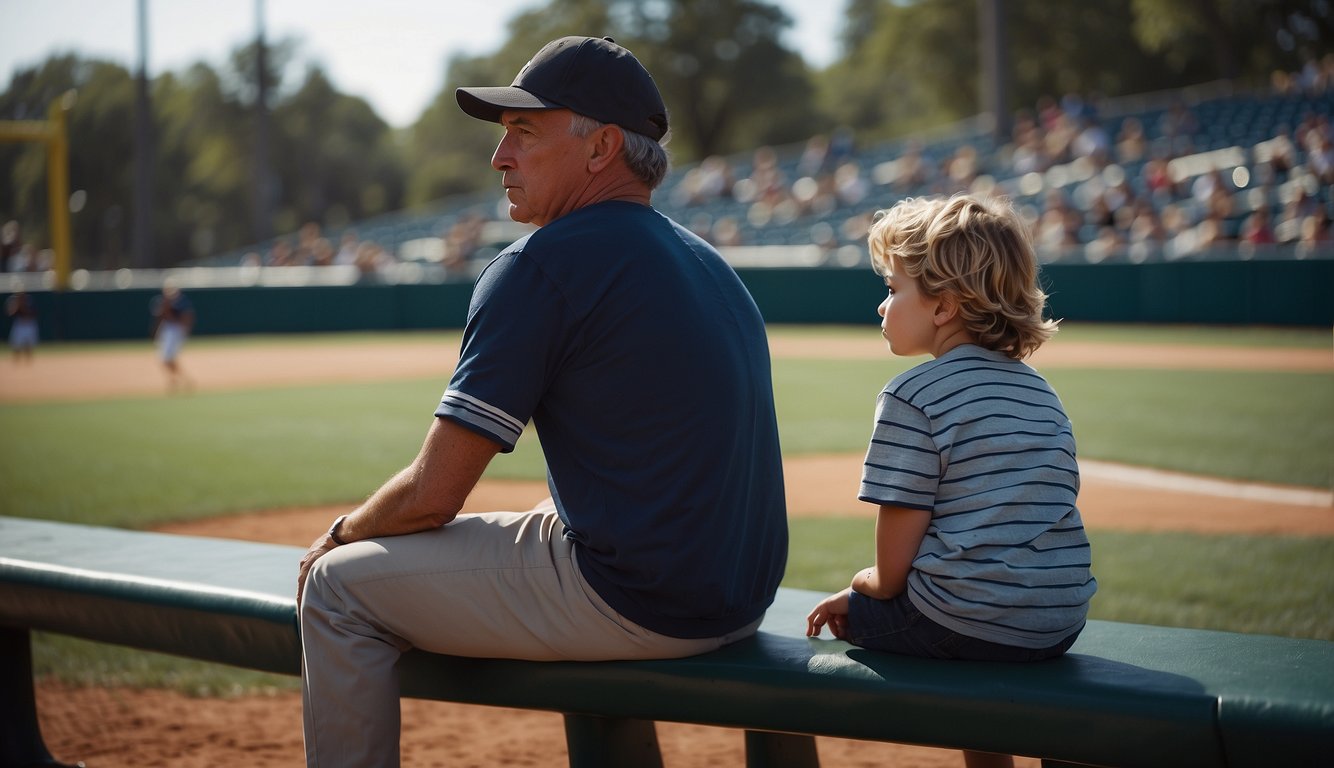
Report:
933,292,961,327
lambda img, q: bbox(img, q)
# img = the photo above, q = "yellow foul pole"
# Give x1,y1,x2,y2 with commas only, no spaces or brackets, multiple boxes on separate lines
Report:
47,93,74,290
0,90,75,290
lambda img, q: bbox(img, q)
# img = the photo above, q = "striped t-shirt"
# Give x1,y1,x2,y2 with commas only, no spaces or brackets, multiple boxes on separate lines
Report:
859,344,1096,649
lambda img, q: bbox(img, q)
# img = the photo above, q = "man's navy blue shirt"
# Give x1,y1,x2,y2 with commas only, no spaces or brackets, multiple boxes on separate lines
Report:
437,201,788,639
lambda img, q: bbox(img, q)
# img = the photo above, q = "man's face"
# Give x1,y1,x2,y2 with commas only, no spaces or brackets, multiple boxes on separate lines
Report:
491,109,590,227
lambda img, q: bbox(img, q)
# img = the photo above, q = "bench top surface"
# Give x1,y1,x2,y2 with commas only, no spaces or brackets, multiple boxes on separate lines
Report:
4,516,1332,766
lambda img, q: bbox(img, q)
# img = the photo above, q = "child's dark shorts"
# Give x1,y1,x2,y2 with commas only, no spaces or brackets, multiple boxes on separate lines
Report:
847,590,1080,662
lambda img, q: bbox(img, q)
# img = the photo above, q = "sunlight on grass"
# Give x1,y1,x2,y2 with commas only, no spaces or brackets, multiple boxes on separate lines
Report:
7,325,1331,693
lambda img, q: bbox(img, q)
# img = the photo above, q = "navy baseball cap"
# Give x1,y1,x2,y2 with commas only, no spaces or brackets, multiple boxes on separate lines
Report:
456,36,669,141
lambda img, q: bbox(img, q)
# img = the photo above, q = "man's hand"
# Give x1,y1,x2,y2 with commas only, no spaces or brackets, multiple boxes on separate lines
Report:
297,532,339,607
806,588,852,640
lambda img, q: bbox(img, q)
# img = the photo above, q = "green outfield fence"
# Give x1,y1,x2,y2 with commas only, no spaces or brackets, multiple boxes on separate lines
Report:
3,259,1332,341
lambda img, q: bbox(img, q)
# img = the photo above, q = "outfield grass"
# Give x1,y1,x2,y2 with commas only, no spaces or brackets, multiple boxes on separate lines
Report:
787,520,1334,641
2,334,1329,526
6,324,1332,690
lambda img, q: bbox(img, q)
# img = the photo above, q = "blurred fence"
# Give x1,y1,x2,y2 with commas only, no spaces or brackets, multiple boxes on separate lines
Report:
2,245,1329,341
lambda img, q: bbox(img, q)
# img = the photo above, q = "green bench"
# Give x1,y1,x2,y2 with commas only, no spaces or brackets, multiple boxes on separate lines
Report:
2,516,1331,767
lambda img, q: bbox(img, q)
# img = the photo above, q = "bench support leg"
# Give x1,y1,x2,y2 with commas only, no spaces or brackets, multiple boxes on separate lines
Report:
562,713,663,768
0,628,83,768
744,730,820,768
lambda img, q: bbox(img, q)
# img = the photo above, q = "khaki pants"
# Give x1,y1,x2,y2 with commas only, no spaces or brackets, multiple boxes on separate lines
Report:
300,503,761,768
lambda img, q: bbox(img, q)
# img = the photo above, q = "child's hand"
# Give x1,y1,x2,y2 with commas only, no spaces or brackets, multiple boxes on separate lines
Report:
806,588,852,639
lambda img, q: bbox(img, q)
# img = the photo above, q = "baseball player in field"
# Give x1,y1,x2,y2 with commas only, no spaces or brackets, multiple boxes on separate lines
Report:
150,280,195,393
6,290,38,364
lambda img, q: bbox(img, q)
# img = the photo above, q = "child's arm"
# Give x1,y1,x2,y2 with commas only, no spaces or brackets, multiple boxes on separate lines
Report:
807,504,931,638
851,504,931,600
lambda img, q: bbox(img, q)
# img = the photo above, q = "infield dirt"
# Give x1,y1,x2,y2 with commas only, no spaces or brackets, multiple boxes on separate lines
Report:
15,332,1331,768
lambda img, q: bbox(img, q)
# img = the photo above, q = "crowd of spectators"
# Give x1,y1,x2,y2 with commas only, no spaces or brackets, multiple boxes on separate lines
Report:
0,220,49,274
658,56,1334,265
4,58,1332,281
239,221,398,283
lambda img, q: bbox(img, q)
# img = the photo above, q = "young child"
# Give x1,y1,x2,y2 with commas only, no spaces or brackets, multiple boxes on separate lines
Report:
806,194,1097,768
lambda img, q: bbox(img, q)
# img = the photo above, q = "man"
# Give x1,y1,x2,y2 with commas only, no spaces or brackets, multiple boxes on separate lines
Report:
150,280,194,393
297,36,788,767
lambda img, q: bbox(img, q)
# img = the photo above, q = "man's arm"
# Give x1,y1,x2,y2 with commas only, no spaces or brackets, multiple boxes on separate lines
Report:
297,417,502,601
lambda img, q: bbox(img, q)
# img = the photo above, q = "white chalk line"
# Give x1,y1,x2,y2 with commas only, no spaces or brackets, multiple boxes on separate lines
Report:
1080,459,1333,508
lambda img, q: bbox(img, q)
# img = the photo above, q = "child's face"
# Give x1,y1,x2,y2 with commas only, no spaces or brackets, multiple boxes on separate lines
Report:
877,255,938,357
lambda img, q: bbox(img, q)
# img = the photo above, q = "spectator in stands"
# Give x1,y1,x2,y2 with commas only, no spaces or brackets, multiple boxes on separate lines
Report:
294,221,323,266
743,145,788,207
1008,111,1049,175
798,133,831,178
789,173,833,219
1299,208,1333,247
310,237,335,267
353,241,391,283
886,141,931,191
0,220,20,273
841,210,873,245
442,213,485,271
1035,95,1063,133
1159,202,1191,244
1035,189,1078,252
1128,201,1169,245
944,144,979,192
827,126,857,169
334,230,361,266
1071,115,1111,164
1258,127,1298,174
267,239,295,267
1115,117,1148,164
834,161,871,207
1085,194,1115,231
1196,209,1234,251
1240,206,1277,245
672,155,734,207
712,215,744,246
1141,153,1175,205
1303,124,1334,184
1042,110,1079,165
296,36,787,768
1159,102,1199,153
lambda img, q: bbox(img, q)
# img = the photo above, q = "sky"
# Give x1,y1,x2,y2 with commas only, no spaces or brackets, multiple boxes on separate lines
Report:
0,0,842,129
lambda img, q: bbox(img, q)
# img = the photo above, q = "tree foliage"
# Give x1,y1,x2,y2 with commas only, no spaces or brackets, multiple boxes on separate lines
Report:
1,0,1327,269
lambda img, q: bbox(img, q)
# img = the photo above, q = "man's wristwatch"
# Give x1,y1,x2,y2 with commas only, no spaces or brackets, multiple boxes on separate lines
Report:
327,514,350,546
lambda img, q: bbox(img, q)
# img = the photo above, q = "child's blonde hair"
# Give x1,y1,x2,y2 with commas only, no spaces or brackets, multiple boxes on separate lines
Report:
868,193,1056,359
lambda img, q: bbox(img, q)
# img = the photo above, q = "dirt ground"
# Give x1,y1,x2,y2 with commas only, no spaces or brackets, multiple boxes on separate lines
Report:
12,332,1331,767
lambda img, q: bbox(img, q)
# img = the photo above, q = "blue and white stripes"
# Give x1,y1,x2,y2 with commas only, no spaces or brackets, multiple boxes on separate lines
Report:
859,345,1096,649
436,389,526,450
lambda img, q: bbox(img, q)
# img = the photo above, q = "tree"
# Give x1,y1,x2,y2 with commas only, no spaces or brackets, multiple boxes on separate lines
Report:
620,0,820,158
814,0,1242,143
151,64,254,265
0,55,137,270
405,0,823,203
2,44,411,269
1132,0,1332,81
271,66,405,233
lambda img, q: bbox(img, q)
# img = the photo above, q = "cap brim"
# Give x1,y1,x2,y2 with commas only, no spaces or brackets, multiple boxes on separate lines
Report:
456,86,561,123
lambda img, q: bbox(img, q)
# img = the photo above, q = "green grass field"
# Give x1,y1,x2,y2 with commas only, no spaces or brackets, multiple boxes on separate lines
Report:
5,323,1332,690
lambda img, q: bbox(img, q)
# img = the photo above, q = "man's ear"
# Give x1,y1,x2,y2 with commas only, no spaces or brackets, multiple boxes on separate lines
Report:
933,292,961,327
586,124,624,173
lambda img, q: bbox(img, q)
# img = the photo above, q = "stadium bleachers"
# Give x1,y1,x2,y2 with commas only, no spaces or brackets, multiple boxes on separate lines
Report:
196,81,1334,279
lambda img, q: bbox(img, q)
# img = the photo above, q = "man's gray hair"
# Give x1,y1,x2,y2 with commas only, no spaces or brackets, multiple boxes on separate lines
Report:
569,113,671,190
